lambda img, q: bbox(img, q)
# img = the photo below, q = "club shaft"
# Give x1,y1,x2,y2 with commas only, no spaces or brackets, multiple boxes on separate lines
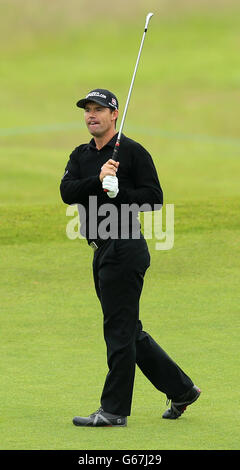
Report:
118,31,147,140
111,12,153,161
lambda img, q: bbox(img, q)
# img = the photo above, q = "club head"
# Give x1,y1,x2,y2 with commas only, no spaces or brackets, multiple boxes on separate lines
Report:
145,12,154,30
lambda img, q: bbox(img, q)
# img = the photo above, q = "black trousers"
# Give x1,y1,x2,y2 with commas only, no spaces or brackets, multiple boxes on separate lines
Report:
92,236,193,416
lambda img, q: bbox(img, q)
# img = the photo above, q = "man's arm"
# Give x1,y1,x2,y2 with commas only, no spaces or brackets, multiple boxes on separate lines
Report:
115,143,163,209
60,148,102,205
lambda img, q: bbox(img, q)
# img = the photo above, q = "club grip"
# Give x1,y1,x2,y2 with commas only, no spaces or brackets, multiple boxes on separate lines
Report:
112,140,120,161
103,140,120,192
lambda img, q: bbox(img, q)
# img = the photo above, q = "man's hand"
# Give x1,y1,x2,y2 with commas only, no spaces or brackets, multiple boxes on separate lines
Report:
99,159,119,182
102,175,119,198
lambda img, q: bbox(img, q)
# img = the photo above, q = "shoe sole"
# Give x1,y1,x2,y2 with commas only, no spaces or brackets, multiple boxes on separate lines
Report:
72,418,127,427
73,422,127,427
174,387,201,408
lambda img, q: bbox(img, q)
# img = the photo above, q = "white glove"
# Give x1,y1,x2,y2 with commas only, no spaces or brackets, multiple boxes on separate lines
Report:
102,175,119,198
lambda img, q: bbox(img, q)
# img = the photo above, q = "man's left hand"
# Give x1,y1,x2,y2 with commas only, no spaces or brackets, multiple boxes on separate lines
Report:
102,175,119,198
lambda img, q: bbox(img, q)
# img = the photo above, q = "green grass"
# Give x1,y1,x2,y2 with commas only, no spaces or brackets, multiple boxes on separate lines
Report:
1,217,239,450
0,0,240,450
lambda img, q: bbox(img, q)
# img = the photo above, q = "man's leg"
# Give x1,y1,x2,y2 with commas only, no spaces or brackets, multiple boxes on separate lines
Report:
94,237,150,416
136,322,194,399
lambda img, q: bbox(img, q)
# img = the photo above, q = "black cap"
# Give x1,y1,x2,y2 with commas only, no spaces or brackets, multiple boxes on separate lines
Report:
76,88,119,110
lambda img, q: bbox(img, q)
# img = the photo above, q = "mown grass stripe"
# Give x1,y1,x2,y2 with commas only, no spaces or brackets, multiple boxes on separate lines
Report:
1,122,240,147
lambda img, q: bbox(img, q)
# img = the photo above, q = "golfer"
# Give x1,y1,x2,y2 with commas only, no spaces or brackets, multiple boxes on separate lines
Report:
60,88,201,427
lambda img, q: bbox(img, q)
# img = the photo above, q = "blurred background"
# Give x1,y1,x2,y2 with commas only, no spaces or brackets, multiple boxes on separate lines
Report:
1,0,240,207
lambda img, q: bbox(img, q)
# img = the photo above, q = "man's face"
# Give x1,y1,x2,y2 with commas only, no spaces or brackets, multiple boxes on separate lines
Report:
84,102,118,137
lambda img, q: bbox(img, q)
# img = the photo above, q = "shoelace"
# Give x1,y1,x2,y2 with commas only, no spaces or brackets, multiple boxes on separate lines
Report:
90,406,103,417
89,407,112,426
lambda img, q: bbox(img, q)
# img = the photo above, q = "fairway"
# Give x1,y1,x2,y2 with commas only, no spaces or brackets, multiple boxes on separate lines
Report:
0,0,240,451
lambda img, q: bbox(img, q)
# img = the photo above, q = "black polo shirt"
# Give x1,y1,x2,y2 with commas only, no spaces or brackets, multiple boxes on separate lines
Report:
60,133,163,241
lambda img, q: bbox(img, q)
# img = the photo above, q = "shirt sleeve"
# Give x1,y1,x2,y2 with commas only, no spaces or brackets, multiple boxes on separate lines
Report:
115,143,163,210
60,148,102,205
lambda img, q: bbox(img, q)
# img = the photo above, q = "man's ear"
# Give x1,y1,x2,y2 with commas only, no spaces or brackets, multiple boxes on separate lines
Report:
111,109,119,127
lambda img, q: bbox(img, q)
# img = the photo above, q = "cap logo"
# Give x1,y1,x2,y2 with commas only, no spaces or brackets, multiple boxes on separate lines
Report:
86,92,107,99
111,98,117,106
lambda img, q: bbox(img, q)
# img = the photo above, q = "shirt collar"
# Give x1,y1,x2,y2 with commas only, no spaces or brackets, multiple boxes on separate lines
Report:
88,132,119,151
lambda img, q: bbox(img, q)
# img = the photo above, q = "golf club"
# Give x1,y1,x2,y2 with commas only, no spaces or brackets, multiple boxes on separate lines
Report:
104,12,154,191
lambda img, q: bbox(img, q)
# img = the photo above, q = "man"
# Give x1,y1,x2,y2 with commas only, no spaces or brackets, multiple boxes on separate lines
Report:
60,88,201,427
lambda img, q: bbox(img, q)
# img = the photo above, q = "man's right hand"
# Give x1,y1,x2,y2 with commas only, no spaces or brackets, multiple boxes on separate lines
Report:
99,159,119,182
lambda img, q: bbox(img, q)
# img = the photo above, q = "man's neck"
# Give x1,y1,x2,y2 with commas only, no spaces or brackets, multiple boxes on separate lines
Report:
94,129,118,150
